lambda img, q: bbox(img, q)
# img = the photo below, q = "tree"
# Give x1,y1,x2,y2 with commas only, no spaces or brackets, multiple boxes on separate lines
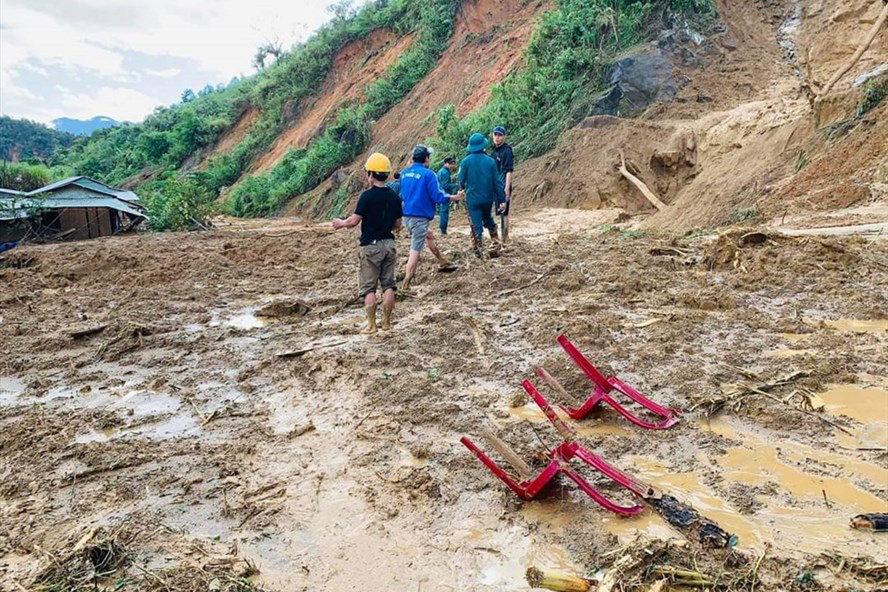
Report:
253,40,284,70
181,89,196,103
327,0,356,23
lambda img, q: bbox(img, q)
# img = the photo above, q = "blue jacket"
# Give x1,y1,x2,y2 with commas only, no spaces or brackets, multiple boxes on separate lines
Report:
458,152,505,206
401,162,450,219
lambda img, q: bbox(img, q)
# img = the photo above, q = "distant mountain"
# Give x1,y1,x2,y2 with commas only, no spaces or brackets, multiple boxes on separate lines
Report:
0,116,76,162
52,116,121,136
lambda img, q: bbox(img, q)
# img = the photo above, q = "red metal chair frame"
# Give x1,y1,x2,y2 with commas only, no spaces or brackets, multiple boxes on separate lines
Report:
553,335,680,430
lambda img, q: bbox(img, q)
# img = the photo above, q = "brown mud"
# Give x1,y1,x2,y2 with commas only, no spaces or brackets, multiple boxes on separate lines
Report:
2,211,887,590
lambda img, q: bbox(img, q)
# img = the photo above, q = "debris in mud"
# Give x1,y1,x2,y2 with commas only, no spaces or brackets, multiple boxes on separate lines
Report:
95,323,152,361
650,494,737,548
256,299,311,318
34,525,130,591
276,339,348,358
31,520,270,591
851,513,888,532
525,567,592,591
692,366,854,434
530,539,765,592
69,324,109,340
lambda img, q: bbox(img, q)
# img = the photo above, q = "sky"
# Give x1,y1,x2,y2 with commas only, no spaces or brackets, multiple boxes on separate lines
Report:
0,0,362,125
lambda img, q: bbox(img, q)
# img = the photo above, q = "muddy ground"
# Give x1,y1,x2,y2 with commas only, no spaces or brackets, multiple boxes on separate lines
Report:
1,210,887,591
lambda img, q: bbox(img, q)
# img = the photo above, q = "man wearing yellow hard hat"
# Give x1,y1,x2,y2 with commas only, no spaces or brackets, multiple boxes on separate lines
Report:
332,152,403,334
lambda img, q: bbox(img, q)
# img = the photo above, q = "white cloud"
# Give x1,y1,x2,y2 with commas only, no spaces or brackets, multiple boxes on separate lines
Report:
0,0,368,122
58,87,162,122
146,68,182,79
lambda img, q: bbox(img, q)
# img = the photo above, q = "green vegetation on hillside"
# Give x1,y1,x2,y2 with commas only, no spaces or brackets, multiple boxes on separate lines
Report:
433,0,714,162
48,0,712,227
0,162,75,192
224,0,460,218
0,116,76,163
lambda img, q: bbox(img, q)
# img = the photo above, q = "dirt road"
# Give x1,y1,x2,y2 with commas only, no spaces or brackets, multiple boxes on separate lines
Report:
1,211,886,590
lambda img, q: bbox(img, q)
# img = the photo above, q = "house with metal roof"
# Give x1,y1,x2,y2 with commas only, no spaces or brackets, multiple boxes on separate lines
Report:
0,176,147,242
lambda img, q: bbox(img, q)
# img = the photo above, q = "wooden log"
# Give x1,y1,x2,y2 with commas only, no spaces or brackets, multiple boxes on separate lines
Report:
816,1,888,101
535,368,580,443
480,429,532,480
619,152,668,210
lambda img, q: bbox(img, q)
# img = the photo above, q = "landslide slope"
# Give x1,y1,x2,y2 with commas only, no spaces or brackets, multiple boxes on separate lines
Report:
281,0,887,232
514,0,888,233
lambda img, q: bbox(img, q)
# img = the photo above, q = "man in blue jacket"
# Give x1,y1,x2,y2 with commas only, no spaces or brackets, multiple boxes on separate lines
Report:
436,157,458,234
459,133,505,258
400,144,464,291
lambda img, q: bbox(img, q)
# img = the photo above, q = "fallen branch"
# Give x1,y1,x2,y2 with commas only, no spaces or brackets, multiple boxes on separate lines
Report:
816,1,888,101
495,271,552,298
619,151,667,211
277,340,348,359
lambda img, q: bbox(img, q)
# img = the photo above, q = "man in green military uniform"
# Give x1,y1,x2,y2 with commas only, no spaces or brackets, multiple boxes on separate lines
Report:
436,157,458,234
458,133,505,258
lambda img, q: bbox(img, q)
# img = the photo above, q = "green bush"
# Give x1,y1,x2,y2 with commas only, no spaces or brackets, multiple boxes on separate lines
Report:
0,161,53,192
143,178,217,231
856,77,888,118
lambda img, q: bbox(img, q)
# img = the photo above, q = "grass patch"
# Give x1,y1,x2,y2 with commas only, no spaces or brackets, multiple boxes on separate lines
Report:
733,207,759,222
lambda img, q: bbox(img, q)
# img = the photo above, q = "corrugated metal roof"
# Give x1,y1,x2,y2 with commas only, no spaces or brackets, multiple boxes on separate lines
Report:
26,176,141,202
27,176,86,194
0,195,147,221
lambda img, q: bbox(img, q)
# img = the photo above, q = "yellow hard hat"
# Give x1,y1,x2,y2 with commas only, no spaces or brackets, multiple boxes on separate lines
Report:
365,152,392,174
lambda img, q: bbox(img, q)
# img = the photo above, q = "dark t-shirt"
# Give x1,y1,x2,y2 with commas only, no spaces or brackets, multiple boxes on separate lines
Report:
491,143,514,178
355,186,402,246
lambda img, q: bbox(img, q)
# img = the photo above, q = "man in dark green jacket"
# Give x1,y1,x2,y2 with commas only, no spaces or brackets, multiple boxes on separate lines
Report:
458,133,505,257
436,157,458,234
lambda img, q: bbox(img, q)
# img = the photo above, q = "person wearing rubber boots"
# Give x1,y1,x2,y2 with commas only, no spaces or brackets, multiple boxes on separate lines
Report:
436,157,458,234
400,144,464,291
332,153,402,334
458,133,505,258
490,125,514,242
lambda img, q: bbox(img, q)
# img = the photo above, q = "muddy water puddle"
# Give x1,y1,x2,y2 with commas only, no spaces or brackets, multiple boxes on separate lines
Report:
75,412,200,444
807,317,888,334
818,383,888,424
699,417,888,558
764,347,814,359
209,307,267,330
514,415,888,560
0,375,27,406
508,404,634,438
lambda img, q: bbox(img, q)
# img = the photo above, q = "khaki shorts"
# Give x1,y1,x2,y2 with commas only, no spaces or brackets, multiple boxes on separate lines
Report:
358,239,397,296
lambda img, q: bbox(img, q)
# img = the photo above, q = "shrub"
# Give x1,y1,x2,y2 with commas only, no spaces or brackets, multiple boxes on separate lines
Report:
0,161,52,192
144,178,217,231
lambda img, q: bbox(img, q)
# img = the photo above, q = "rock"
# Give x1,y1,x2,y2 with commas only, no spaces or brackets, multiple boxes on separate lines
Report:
581,45,688,118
